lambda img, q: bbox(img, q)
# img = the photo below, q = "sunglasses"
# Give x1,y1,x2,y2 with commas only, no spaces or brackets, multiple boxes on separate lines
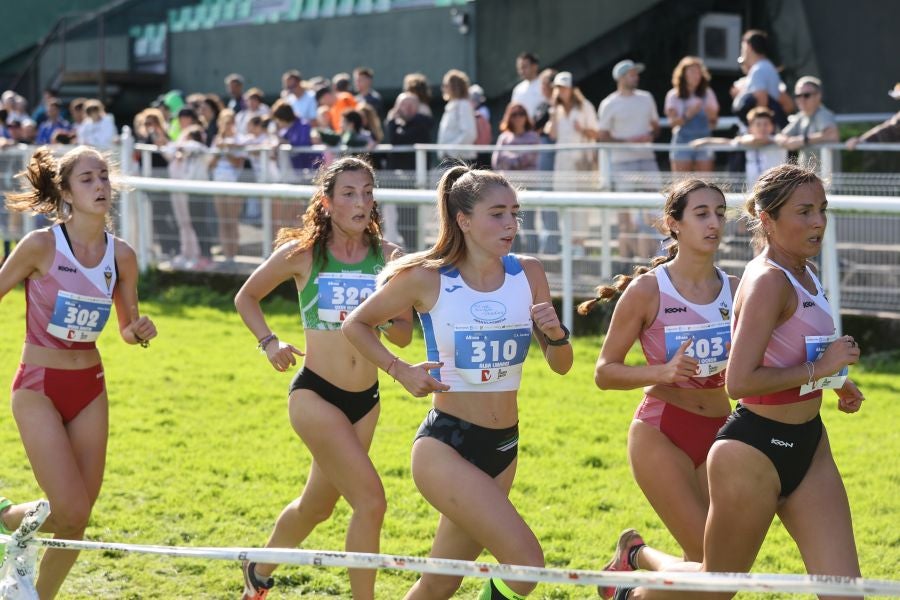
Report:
795,92,817,99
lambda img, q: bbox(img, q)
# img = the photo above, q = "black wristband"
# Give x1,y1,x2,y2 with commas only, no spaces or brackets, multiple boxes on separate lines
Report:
544,323,570,346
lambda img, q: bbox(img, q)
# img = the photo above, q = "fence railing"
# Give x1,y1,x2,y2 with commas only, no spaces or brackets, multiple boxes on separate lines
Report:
2,129,900,329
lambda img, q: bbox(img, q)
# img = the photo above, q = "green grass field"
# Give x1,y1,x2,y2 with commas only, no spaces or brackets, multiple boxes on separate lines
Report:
1,285,898,599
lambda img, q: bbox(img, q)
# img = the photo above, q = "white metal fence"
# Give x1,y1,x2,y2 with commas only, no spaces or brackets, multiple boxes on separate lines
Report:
1,129,899,329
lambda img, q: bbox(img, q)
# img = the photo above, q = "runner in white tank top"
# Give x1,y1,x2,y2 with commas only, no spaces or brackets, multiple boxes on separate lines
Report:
344,166,573,600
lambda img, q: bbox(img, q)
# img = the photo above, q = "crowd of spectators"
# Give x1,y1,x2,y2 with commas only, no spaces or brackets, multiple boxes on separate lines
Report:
3,28,899,266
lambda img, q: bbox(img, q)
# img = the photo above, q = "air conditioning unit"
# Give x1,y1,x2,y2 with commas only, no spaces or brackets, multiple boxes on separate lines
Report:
698,13,742,71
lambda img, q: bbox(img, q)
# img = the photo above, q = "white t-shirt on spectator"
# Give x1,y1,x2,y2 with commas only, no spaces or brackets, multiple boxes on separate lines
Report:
597,90,659,164
77,114,117,149
745,145,786,186
745,58,781,101
512,78,544,119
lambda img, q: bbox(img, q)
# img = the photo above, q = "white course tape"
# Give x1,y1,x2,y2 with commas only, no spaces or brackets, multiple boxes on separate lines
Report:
1,533,899,597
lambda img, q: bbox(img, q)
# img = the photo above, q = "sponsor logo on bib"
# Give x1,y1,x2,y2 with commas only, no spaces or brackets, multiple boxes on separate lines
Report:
664,306,687,314
470,300,507,323
58,265,77,273
802,300,815,308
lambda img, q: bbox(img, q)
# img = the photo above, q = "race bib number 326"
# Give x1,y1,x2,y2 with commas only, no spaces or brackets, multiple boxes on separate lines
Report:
47,291,113,342
664,321,731,378
454,323,531,385
317,272,376,323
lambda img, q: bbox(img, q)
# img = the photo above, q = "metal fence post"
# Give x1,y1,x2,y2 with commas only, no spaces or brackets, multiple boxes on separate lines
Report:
819,146,842,335
117,126,134,249
561,207,574,333
258,148,273,256
414,146,427,189
598,147,613,279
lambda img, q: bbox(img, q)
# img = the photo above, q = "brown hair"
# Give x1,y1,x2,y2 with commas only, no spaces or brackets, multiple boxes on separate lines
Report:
671,56,710,99
551,85,588,113
403,72,432,105
743,162,822,251
5,146,114,222
499,101,534,133
378,165,512,285
274,156,381,265
578,179,726,314
271,99,296,123
747,106,775,124
356,102,383,142
442,69,470,101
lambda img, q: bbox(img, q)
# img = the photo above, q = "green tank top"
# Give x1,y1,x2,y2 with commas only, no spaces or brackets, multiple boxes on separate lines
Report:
299,247,385,331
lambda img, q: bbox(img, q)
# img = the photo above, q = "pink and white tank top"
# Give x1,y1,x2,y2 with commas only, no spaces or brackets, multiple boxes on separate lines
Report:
25,224,117,350
739,255,838,405
639,265,733,389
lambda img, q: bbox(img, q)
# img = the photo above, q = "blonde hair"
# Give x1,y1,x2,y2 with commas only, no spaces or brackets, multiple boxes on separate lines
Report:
578,179,726,314
743,162,822,251
5,146,115,223
274,157,382,264
378,165,512,285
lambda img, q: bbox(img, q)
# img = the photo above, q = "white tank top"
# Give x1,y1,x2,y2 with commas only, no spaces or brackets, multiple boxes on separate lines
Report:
419,255,533,392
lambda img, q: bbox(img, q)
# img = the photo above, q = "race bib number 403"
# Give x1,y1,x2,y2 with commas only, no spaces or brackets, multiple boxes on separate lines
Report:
317,273,376,323
800,334,849,395
664,321,731,378
47,291,113,342
454,323,531,385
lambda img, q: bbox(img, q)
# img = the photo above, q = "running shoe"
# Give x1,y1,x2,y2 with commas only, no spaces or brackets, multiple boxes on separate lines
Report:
241,560,273,600
597,528,644,599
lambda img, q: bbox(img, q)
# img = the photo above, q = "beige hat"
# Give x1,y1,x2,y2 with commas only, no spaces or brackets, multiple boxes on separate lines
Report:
890,83,900,100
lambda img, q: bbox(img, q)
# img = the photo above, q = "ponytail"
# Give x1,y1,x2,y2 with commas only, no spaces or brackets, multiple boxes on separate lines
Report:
379,164,510,285
5,147,67,219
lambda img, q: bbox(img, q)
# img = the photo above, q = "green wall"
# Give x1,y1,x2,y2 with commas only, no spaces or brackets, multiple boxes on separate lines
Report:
0,0,111,63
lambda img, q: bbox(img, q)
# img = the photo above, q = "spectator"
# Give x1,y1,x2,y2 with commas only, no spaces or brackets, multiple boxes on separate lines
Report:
511,51,543,119
209,108,246,265
224,73,246,113
493,102,544,253
437,69,477,160
598,59,661,260
236,87,270,136
68,98,88,130
546,71,599,191
1,90,16,118
161,90,186,140
35,98,71,145
846,83,900,149
20,119,38,144
665,56,719,172
776,76,839,165
353,66,384,117
533,68,558,174
331,74,359,132
162,125,209,270
732,30,789,128
283,69,318,123
492,102,540,171
356,102,383,144
385,92,432,170
403,72,433,117
0,108,9,141
199,95,224,147
30,88,57,125
469,84,493,168
271,99,316,173
8,94,29,124
78,99,118,149
693,106,787,187
318,109,375,150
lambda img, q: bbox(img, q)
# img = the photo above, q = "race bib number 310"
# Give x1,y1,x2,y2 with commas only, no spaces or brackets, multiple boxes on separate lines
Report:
664,321,731,378
317,273,376,323
454,323,531,385
800,334,849,395
47,291,113,342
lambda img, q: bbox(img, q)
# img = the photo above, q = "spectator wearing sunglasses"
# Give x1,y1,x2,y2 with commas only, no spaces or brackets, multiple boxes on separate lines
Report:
776,76,838,165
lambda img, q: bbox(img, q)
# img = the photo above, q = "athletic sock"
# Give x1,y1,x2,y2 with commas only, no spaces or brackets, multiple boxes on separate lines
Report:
627,543,645,570
479,577,527,600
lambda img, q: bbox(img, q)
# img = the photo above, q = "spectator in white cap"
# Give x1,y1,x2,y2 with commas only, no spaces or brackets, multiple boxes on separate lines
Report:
776,75,838,165
597,59,661,259
846,82,900,150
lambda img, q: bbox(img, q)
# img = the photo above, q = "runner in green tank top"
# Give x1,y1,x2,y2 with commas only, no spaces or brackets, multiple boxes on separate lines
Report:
235,157,412,600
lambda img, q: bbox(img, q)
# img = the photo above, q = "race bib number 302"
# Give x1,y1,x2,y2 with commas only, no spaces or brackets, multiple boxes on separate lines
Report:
664,321,731,378
47,291,113,342
454,323,531,385
800,334,849,395
317,273,376,323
